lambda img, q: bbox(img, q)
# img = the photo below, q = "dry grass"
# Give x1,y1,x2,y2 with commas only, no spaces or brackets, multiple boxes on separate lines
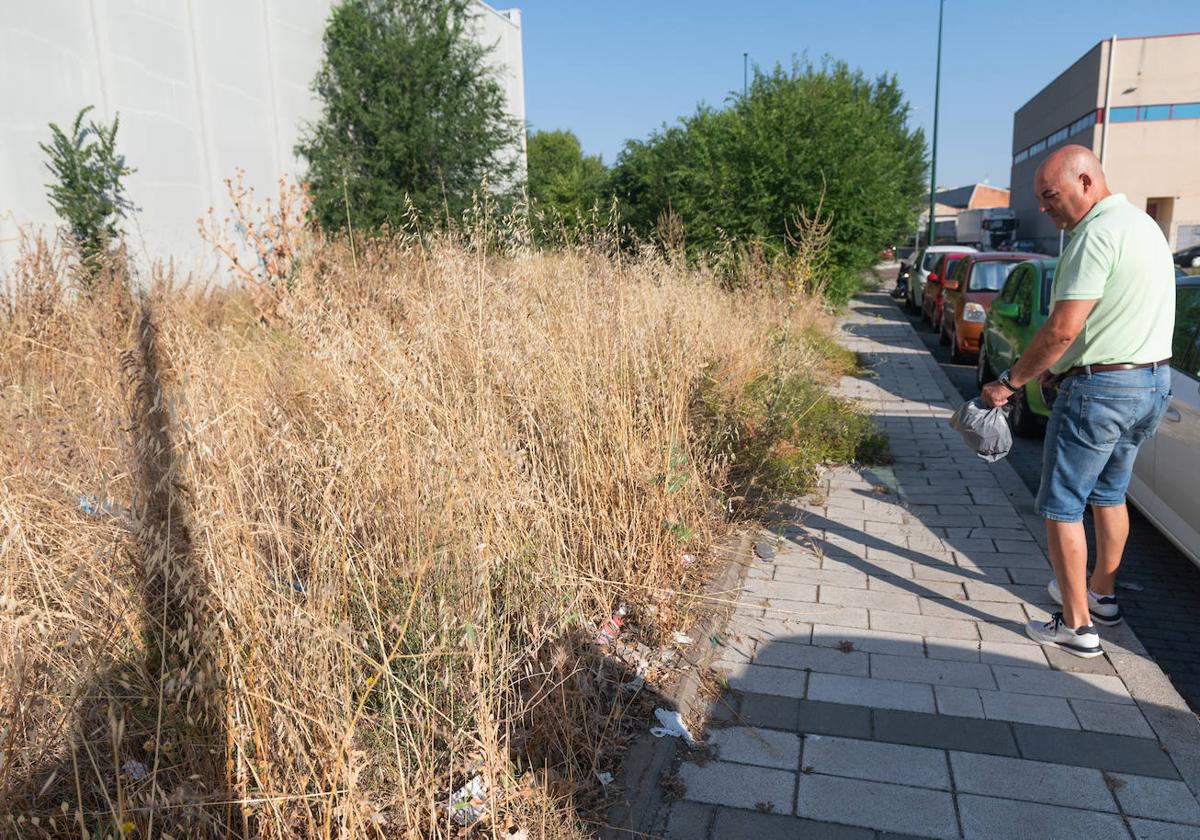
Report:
0,222,856,838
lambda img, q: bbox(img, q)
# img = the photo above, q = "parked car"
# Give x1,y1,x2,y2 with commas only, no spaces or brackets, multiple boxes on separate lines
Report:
998,238,1039,254
1128,273,1200,568
1174,244,1200,270
921,252,971,329
907,244,977,313
940,252,1029,364
977,258,1057,435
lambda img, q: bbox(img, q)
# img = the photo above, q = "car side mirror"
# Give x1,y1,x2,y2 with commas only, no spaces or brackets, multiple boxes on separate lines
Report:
943,278,959,291
992,301,1020,319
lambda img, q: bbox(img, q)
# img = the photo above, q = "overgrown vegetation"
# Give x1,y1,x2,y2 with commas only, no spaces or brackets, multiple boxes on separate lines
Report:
296,0,521,230
1,194,885,836
38,105,135,284
525,129,609,230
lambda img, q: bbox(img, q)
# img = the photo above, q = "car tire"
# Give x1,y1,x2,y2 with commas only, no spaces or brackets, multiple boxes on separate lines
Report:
950,323,968,364
1007,384,1042,438
976,341,992,388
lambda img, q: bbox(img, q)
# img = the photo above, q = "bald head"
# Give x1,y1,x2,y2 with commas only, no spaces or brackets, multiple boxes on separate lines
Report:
1034,144,1111,231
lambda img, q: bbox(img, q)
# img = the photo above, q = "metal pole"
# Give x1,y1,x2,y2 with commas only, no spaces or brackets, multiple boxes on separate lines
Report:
927,0,945,248
743,52,748,97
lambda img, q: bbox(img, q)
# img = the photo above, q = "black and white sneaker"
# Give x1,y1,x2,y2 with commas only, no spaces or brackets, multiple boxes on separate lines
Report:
1047,578,1122,626
1026,612,1104,658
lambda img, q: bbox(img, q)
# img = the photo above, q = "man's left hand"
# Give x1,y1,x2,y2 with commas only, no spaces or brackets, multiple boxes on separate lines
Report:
981,380,1015,408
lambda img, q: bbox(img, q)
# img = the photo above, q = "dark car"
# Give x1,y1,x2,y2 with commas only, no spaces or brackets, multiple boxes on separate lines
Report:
1174,244,1200,270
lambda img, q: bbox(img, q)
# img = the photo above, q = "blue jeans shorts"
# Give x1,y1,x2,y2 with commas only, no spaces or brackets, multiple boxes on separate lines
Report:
1035,365,1172,522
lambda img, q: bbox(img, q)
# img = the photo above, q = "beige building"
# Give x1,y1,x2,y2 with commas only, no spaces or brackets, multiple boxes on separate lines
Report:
1009,32,1200,254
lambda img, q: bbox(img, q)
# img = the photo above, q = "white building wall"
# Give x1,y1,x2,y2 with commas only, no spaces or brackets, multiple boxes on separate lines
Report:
0,0,525,274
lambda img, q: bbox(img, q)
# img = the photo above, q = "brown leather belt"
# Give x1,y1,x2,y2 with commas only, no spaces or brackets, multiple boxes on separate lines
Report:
1057,357,1171,380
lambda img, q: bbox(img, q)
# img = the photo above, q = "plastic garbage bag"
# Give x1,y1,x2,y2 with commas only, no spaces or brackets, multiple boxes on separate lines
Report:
949,398,1012,463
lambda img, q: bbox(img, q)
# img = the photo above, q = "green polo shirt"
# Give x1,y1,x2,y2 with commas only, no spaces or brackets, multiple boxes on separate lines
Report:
1049,193,1176,374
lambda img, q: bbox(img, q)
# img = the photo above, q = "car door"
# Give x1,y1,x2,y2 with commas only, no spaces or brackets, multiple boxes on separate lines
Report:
989,264,1030,369
1146,285,1200,566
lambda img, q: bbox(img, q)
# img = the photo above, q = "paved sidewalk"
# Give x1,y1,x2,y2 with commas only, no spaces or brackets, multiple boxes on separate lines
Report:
659,292,1200,840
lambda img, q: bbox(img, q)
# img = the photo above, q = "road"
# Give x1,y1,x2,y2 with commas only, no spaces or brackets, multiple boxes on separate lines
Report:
876,265,1200,713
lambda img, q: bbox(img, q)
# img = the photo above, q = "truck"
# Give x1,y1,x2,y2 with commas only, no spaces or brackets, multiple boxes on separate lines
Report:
955,208,1018,250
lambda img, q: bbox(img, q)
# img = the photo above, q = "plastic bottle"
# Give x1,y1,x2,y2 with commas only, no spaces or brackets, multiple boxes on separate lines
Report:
594,605,627,646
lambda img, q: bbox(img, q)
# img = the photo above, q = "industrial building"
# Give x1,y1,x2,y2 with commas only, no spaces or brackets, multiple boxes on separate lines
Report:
1009,32,1200,254
0,0,525,272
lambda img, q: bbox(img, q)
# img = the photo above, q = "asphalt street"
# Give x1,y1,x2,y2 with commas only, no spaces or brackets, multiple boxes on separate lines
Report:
877,266,1200,713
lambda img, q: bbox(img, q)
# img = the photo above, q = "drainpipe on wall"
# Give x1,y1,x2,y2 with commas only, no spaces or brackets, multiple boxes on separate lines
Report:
1099,34,1116,166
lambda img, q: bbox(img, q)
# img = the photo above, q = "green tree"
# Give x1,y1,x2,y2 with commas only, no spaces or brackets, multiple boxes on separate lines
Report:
297,0,521,232
612,59,927,302
526,129,608,223
39,105,136,277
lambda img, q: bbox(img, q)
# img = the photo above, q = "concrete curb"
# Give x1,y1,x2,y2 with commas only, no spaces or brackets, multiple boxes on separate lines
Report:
844,293,1200,797
600,530,754,838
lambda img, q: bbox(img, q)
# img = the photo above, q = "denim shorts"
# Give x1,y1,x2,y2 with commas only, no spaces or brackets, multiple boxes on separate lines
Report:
1035,365,1172,522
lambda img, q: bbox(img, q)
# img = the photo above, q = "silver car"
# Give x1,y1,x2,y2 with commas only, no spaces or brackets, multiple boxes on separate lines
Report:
907,244,977,312
1129,273,1200,567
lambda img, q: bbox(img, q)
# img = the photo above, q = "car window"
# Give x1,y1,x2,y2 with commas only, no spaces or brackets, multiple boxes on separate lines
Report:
1015,270,1034,323
1039,267,1055,316
1173,287,1200,379
998,265,1026,303
968,261,1018,292
943,257,964,283
922,251,941,271
952,257,969,287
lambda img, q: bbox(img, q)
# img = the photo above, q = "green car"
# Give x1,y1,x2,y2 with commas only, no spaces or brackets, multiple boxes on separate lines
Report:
976,258,1057,436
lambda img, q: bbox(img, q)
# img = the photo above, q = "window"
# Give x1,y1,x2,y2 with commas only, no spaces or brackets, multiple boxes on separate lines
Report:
922,250,941,271
1173,287,1200,379
969,261,1019,292
1110,107,1139,123
1029,139,1047,155
1015,270,1034,323
943,257,964,285
1172,102,1200,120
1048,127,1069,146
1070,112,1097,135
999,266,1026,303
1040,267,1056,316
1014,149,1029,164
1140,105,1171,121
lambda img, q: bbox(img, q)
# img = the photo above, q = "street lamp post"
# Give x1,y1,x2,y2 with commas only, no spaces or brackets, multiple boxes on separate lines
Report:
743,52,748,98
927,0,945,248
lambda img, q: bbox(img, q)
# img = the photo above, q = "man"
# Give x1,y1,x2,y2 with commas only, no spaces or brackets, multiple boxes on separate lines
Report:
980,145,1175,659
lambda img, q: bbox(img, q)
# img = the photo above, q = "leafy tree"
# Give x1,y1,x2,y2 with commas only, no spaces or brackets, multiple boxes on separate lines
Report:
297,0,521,232
611,59,927,302
40,105,135,275
526,129,608,223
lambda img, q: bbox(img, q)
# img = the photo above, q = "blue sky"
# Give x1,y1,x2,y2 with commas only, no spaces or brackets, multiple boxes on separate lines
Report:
511,1,1197,193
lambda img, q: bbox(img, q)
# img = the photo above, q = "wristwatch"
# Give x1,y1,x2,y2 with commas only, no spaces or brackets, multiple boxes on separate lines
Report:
997,369,1020,393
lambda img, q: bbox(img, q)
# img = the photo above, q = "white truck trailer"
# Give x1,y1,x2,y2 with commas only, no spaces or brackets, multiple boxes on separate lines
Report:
956,208,1018,250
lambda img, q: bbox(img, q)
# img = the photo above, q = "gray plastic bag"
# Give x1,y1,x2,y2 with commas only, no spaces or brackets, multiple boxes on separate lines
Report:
949,398,1012,462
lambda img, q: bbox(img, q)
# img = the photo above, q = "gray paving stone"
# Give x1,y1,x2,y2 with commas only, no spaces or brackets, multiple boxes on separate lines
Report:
871,652,996,689
979,688,1081,728
870,609,980,640
771,566,868,588
957,793,1131,840
737,693,797,731
1043,645,1119,676
766,604,868,631
841,554,915,577
794,699,873,739
980,640,1049,668
935,686,984,718
1110,773,1200,825
795,775,958,839
1069,699,1156,739
807,673,935,713
870,575,966,600
665,801,715,839
923,636,982,662
956,551,1050,570
949,751,1118,811
709,726,802,770
1127,817,1200,840
803,734,950,789
678,761,795,812
820,584,922,614
710,806,875,840
725,663,809,699
992,665,1134,705
743,579,820,604
873,709,1019,756
1012,723,1180,779
754,640,870,677
920,597,1028,623
810,624,924,657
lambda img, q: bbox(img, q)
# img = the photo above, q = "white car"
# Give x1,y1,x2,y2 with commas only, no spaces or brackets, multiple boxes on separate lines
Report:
907,244,977,312
1128,273,1200,567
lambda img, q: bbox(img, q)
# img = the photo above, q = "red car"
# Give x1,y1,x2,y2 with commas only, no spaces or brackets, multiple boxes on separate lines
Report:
921,251,971,331
940,252,1041,364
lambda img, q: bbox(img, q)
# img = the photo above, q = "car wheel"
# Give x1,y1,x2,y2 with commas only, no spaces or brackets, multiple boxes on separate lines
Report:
976,341,992,388
950,324,968,364
1007,384,1042,438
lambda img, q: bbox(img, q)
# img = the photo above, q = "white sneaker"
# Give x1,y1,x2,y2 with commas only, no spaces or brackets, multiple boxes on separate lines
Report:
1047,578,1123,626
1025,612,1104,658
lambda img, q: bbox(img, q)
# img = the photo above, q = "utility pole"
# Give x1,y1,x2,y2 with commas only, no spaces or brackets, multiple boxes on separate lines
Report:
927,0,945,249
743,52,748,98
